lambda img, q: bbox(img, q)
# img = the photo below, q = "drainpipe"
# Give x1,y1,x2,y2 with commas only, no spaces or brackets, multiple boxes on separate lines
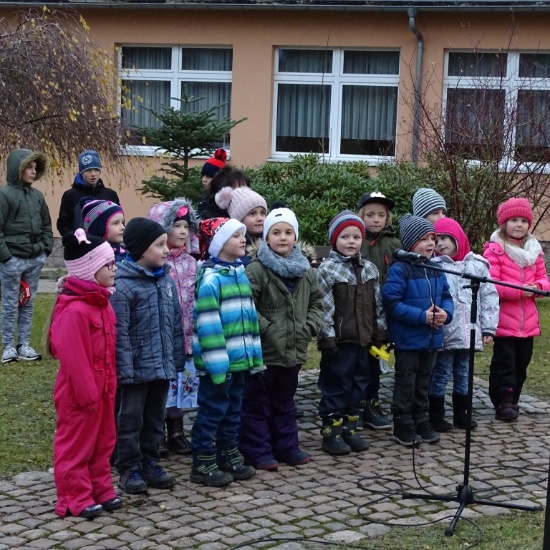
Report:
408,6,424,165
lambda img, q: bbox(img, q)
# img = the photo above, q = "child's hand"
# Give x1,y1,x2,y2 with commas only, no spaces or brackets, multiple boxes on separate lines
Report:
523,283,538,296
482,335,493,345
425,305,447,327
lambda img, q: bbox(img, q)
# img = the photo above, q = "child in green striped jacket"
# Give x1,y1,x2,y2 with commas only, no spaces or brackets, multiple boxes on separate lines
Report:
191,217,264,488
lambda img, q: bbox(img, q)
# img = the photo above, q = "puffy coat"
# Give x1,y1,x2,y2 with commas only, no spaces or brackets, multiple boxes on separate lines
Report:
317,250,387,349
359,226,402,286
193,259,264,384
245,242,324,367
483,231,550,337
433,253,499,350
0,149,53,261
110,260,185,385
382,260,454,350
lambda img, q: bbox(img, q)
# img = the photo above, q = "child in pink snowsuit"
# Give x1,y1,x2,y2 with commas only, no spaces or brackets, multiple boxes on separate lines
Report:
49,229,121,519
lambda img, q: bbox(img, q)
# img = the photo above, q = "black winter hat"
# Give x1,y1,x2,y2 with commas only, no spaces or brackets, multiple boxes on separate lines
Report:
124,217,166,260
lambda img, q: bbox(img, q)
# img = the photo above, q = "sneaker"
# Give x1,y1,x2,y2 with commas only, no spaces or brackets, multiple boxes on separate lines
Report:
218,448,255,480
416,420,440,443
2,346,18,364
16,344,41,361
190,454,234,487
118,469,147,494
142,461,176,489
392,423,422,447
255,459,279,471
363,400,392,430
284,451,310,466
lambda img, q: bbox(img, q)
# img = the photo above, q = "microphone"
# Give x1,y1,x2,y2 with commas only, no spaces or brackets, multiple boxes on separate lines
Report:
392,249,429,264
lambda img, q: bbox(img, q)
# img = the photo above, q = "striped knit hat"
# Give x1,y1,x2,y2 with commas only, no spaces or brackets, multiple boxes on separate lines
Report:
201,148,227,178
63,229,114,283
399,214,436,252
80,197,124,239
412,188,447,219
328,210,365,248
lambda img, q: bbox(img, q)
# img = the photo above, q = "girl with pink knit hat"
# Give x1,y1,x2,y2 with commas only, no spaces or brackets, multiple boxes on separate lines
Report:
483,198,550,421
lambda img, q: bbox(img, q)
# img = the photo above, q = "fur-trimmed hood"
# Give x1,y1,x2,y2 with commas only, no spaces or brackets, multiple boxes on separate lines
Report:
6,149,48,186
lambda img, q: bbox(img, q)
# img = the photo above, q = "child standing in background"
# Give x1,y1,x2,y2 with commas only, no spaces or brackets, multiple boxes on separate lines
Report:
316,211,387,456
192,218,264,487
357,191,401,430
147,198,200,455
383,214,453,447
240,208,324,470
111,218,184,494
430,218,499,431
412,188,447,224
49,230,121,519
80,198,126,262
483,198,550,421
215,186,268,265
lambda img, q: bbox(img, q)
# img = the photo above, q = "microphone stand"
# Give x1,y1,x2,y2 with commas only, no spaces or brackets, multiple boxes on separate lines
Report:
396,258,546,536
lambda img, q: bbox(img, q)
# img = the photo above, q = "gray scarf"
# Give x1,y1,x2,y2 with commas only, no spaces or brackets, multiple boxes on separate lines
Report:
257,240,311,278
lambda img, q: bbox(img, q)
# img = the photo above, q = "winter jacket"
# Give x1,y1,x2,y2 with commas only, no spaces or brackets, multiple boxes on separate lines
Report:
316,250,387,349
359,226,402,285
432,253,499,350
147,198,200,355
246,241,324,367
57,174,120,236
110,259,185,385
483,231,550,337
193,258,264,384
50,277,117,409
0,149,53,262
382,260,454,351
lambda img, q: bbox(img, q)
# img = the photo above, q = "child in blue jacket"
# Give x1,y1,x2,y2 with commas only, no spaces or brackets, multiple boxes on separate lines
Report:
382,214,453,447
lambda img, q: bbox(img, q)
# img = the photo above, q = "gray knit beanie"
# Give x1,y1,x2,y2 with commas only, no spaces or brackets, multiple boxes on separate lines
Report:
398,214,436,252
412,188,447,219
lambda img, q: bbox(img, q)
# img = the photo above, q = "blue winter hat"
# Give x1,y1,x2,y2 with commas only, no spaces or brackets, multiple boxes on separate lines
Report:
78,150,102,174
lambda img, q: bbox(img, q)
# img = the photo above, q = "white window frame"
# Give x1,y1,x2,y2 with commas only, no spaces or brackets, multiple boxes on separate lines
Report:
118,45,233,156
271,47,400,164
443,50,550,170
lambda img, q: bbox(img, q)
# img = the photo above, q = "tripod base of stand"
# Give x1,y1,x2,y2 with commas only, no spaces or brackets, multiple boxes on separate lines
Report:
402,484,543,536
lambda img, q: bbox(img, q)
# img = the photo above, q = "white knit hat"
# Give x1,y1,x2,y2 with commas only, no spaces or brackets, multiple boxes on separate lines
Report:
215,186,267,222
263,208,299,240
203,218,247,258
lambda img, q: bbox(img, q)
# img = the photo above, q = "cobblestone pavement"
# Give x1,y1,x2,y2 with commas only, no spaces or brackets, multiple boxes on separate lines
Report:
0,369,549,549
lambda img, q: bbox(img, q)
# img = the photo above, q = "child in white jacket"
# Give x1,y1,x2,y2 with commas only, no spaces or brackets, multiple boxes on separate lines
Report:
429,218,499,431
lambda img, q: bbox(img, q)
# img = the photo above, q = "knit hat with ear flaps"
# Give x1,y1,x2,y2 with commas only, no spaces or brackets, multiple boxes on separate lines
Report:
123,217,166,261
412,188,447,219
63,229,114,283
215,186,267,222
146,198,198,234
78,150,102,174
198,217,246,260
434,217,470,262
497,197,533,228
328,210,365,249
80,197,124,239
399,214,436,252
263,207,299,240
201,148,227,178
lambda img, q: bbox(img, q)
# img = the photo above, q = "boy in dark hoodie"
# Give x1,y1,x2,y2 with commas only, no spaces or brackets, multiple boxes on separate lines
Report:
57,150,120,236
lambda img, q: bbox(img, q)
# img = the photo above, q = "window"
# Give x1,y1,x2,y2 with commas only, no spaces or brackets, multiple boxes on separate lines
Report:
273,48,399,161
120,46,232,147
444,51,550,163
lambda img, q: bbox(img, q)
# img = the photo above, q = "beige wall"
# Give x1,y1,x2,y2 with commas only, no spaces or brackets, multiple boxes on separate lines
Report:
1,6,549,235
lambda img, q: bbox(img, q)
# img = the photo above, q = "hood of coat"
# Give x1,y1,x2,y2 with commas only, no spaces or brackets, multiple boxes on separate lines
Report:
434,218,470,261
72,172,106,190
6,149,48,186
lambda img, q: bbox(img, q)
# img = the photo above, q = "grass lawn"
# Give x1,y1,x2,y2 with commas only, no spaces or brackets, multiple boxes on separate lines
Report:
0,293,549,549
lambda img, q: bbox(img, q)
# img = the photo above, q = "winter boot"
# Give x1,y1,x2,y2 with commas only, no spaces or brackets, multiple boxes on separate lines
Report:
392,414,422,447
217,447,255,480
452,393,478,429
190,453,234,487
428,395,453,432
414,412,440,443
320,417,351,455
495,387,519,422
342,414,369,452
363,400,392,430
166,417,192,455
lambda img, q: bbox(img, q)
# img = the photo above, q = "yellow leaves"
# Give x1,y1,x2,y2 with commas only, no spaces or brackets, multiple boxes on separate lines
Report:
79,15,90,33
68,109,79,122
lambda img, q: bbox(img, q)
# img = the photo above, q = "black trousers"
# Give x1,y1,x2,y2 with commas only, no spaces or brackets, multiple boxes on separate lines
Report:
489,336,533,407
391,349,437,417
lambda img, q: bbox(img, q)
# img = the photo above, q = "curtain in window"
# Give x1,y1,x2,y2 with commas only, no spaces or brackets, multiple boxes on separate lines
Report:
122,47,172,70
343,51,399,75
181,48,232,71
181,82,231,119
121,80,171,129
516,90,550,160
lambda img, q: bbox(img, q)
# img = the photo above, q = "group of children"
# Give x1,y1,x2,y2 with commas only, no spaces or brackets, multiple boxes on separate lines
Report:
3,148,548,519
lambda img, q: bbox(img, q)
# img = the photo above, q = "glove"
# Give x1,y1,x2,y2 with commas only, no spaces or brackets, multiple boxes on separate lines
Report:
321,347,341,361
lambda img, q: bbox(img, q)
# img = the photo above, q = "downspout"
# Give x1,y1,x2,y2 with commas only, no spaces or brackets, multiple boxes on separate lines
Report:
408,7,424,165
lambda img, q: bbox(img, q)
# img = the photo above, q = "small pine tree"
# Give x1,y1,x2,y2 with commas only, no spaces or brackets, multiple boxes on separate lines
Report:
137,93,246,202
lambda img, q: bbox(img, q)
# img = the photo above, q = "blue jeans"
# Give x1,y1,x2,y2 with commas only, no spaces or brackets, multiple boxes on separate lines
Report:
430,349,469,397
191,372,245,454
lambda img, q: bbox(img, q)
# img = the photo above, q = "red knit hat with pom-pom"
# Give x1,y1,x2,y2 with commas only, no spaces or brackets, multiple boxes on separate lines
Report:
201,148,227,178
